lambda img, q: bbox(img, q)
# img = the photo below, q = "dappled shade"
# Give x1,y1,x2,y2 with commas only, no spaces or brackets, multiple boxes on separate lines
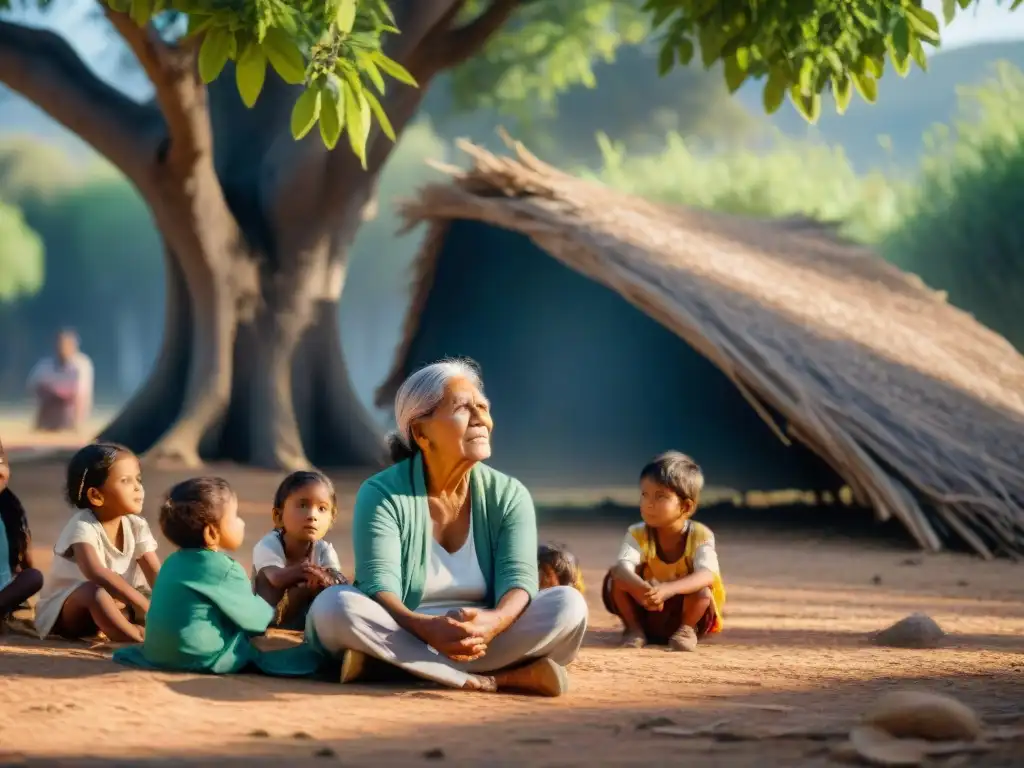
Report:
382,141,1024,558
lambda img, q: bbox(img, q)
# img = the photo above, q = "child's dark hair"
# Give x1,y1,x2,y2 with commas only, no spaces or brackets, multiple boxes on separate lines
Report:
640,451,704,506
272,470,337,519
160,476,235,549
65,442,135,509
538,542,585,592
0,489,31,573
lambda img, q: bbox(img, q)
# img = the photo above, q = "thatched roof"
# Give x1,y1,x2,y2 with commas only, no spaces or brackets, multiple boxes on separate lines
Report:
384,139,1024,559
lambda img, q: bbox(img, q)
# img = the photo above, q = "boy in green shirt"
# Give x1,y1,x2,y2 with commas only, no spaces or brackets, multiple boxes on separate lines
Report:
114,477,322,676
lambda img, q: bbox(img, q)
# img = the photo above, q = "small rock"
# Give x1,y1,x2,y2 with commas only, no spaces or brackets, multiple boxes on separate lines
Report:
863,690,983,741
871,613,945,649
900,558,922,567
956,580,969,587
293,731,313,740
313,747,336,758
248,729,270,738
871,575,883,586
423,748,446,760
517,737,553,745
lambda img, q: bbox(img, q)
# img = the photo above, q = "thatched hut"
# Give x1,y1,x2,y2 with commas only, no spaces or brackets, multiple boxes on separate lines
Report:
379,140,1024,559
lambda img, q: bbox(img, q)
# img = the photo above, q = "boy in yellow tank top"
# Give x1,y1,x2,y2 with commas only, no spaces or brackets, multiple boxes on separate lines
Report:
602,451,725,652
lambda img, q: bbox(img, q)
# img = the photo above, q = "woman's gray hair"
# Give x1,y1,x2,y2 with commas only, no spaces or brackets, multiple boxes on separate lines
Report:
387,358,484,464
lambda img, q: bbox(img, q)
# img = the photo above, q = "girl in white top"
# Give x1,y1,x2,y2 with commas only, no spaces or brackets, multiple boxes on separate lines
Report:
252,471,347,630
35,443,161,642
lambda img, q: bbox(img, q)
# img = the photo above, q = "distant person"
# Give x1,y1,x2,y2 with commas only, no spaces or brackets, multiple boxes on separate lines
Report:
603,451,726,652
252,470,349,631
27,329,94,432
0,436,45,621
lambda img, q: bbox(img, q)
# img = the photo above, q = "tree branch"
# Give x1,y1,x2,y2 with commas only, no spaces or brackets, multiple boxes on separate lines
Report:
0,19,158,185
104,8,211,168
437,0,522,68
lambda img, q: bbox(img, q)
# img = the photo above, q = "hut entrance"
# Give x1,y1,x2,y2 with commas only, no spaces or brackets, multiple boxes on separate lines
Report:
402,220,846,505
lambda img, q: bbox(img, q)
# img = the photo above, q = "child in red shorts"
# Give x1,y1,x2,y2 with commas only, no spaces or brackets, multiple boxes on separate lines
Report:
602,451,725,652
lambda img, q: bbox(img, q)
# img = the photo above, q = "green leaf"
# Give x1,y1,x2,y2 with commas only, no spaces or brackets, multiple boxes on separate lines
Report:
942,0,957,24
364,89,395,141
890,18,910,60
763,69,787,114
905,6,941,43
798,58,814,95
357,52,386,94
129,0,152,26
235,41,267,108
198,28,234,84
262,27,307,85
676,38,695,65
290,87,322,140
343,81,367,167
318,84,346,150
370,52,418,87
910,37,928,70
790,88,821,124
723,55,746,93
832,75,852,115
851,72,877,103
336,0,356,34
658,43,674,76
107,0,131,12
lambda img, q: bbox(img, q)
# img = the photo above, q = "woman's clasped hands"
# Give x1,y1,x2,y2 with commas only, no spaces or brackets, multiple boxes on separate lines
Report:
416,607,504,663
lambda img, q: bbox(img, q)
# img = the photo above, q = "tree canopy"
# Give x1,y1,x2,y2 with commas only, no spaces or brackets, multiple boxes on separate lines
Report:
1,0,1008,163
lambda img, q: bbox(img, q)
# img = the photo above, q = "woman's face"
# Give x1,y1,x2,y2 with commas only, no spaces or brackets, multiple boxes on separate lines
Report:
415,377,493,464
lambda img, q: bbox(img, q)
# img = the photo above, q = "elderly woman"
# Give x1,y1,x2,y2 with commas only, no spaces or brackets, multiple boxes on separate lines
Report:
307,359,588,696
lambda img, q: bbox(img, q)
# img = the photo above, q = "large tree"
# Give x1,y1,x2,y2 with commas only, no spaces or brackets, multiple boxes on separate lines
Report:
0,0,994,469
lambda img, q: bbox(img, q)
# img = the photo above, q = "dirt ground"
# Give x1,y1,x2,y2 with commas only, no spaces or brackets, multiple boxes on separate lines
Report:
1,454,1023,767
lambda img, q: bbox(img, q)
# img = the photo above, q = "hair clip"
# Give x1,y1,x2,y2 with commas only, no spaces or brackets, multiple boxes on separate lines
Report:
77,469,88,502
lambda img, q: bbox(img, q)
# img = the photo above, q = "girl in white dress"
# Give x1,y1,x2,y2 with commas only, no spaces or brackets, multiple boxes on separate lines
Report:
35,443,161,642
252,471,348,630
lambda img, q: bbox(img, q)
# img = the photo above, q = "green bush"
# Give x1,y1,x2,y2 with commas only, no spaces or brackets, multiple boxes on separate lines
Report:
584,130,904,245
0,199,44,303
882,62,1024,350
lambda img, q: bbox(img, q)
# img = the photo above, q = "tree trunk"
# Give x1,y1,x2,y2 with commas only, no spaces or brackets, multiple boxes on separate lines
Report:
100,182,386,471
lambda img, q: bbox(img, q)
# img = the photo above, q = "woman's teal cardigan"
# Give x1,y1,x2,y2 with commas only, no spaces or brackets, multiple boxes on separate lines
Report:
352,454,539,609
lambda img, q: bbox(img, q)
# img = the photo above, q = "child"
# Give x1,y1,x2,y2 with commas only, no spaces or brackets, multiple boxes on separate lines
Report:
602,451,725,652
538,542,585,593
0,437,45,621
114,477,322,676
35,443,159,643
252,470,347,630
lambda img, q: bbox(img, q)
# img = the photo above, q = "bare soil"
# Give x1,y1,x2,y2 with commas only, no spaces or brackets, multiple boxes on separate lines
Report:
1,457,1022,767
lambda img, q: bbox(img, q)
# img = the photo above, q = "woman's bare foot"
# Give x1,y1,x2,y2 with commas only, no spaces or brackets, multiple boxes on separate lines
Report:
461,674,498,692
339,650,368,683
493,658,569,697
621,630,646,649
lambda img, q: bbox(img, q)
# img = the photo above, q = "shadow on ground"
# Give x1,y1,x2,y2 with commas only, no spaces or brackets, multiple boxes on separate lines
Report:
2,672,1021,767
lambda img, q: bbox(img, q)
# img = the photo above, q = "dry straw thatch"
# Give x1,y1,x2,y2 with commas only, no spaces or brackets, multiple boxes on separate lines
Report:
387,138,1024,559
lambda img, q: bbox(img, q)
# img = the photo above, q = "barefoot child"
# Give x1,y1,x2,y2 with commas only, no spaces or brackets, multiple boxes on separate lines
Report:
538,542,585,593
602,451,725,652
252,471,348,630
0,438,44,620
34,443,159,642
114,477,323,675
